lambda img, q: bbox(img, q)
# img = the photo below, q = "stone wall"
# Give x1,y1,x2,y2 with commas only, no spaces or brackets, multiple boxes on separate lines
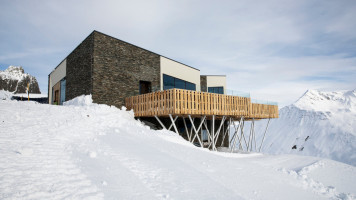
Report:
66,32,94,101
200,76,207,92
92,31,160,108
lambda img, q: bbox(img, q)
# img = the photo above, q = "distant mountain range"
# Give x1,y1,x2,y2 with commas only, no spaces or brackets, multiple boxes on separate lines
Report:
0,66,40,94
257,89,356,166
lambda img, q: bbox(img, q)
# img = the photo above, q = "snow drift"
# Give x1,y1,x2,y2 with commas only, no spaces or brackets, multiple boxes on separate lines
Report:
1,94,355,199
257,89,356,166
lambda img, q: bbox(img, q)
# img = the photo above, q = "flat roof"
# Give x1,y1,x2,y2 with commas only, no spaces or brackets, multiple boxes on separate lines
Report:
94,30,200,71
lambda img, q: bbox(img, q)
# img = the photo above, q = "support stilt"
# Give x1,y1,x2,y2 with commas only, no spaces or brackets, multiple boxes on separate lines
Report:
220,117,231,147
259,118,271,152
154,115,167,130
231,117,243,153
169,114,179,134
182,117,191,141
168,115,179,131
188,115,205,147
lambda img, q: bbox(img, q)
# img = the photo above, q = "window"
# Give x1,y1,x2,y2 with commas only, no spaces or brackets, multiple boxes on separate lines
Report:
186,82,196,91
163,74,174,90
60,78,66,105
208,86,224,94
163,74,196,91
175,78,185,89
139,81,151,94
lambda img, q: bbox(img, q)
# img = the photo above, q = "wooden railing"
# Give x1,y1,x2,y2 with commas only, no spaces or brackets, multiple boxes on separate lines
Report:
251,103,279,119
125,88,278,119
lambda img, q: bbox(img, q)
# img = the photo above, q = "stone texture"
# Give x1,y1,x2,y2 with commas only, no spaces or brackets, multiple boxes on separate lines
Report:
66,32,94,101
91,31,160,108
200,75,207,92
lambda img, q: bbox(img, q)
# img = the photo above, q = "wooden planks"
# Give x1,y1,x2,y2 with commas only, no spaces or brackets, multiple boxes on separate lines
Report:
125,88,279,119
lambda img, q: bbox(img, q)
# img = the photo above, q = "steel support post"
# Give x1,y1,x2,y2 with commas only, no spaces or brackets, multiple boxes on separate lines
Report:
188,115,205,147
154,115,167,130
220,117,231,147
182,117,191,141
259,118,271,152
230,117,243,153
168,115,179,131
169,114,179,134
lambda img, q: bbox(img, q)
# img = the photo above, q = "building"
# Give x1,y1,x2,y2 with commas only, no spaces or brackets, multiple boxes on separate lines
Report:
49,30,278,151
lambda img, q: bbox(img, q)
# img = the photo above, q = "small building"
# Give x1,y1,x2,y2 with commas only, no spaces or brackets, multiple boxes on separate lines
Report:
12,93,48,104
49,30,278,151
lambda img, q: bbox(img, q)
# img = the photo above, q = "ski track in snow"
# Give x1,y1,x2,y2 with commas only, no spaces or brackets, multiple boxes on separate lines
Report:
1,97,356,200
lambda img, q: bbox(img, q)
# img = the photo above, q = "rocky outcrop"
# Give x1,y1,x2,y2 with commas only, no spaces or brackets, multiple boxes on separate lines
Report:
0,66,41,94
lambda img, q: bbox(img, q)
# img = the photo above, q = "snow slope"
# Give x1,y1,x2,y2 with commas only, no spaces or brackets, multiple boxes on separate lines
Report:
256,89,356,166
0,89,13,100
1,96,355,199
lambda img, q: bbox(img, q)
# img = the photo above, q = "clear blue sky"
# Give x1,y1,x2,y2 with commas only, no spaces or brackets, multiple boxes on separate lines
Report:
1,0,355,107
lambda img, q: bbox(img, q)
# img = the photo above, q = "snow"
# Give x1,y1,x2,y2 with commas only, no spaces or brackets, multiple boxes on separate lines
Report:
1,95,356,199
254,89,356,167
0,90,13,100
12,93,48,98
0,66,27,81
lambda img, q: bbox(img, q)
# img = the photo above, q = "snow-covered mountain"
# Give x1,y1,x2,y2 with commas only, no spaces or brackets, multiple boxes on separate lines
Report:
258,89,356,166
0,66,41,93
1,94,355,199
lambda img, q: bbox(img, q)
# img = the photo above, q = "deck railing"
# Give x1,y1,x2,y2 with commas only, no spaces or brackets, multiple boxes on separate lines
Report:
125,88,278,119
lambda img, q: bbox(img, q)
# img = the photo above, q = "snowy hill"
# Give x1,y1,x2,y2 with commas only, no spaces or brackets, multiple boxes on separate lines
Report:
0,66,41,93
258,89,356,166
1,96,355,199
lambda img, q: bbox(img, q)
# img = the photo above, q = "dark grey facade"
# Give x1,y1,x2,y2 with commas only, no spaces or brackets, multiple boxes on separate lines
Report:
200,75,207,92
63,31,160,108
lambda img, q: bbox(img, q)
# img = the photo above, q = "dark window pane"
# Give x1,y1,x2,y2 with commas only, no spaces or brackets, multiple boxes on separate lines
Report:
186,82,196,91
175,78,185,89
163,74,174,90
60,78,66,105
208,87,224,94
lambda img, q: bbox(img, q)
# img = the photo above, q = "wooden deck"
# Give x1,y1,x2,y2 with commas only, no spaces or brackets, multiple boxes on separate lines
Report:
125,88,278,119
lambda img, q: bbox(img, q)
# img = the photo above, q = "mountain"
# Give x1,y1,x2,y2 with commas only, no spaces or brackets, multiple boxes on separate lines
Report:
0,95,355,199
0,66,41,93
258,89,356,166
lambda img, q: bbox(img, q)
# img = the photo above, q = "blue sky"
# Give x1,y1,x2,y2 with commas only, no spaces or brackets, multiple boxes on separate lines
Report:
0,0,355,107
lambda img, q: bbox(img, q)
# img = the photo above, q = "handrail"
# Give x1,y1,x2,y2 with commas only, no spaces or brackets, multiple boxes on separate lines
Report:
125,88,278,119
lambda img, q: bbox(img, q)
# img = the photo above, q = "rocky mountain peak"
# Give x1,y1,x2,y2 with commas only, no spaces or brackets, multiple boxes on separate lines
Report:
0,66,41,94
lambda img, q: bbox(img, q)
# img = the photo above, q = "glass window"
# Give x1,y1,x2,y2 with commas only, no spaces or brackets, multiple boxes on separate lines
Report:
60,78,66,105
163,74,196,91
175,78,185,89
208,86,224,94
186,82,196,91
163,74,174,90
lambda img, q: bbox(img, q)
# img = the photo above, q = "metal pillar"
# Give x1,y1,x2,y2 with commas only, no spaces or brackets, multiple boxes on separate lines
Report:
188,115,205,147
182,117,191,141
154,115,167,130
168,115,179,131
259,118,271,152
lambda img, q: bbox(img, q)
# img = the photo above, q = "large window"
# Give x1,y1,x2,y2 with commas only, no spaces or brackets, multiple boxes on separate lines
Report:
208,86,224,94
163,74,196,91
60,78,66,105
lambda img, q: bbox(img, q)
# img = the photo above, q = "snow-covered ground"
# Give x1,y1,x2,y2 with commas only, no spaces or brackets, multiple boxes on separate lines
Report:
254,89,356,167
1,95,355,199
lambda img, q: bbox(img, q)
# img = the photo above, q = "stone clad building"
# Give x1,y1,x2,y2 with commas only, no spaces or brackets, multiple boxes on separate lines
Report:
48,30,226,107
48,31,278,150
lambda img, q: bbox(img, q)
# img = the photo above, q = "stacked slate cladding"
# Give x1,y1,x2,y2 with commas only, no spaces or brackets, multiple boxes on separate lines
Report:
64,31,160,108
200,75,207,92
0,66,41,94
